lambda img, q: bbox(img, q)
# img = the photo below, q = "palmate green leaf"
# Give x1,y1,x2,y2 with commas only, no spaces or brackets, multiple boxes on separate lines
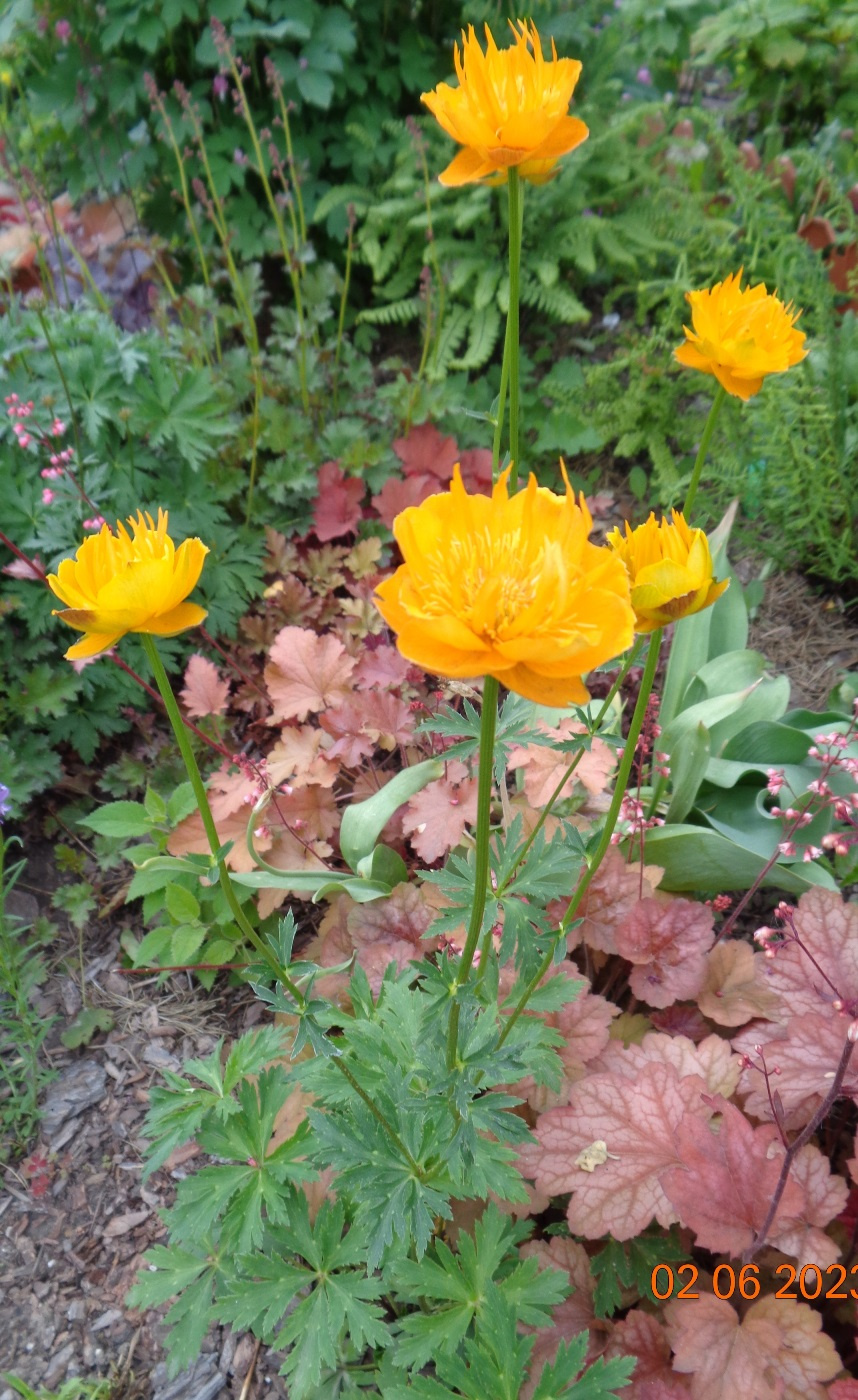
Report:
134,362,232,471
390,1206,567,1372
533,1343,635,1400
126,1244,219,1377
308,1104,452,1270
139,1027,289,1179
166,1127,312,1254
221,1200,391,1400
433,1283,533,1400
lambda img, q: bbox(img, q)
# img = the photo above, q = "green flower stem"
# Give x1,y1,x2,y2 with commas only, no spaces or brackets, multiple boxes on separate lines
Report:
506,168,523,491
494,639,645,901
446,676,499,1070
499,630,664,1047
491,317,510,481
332,1056,422,1176
682,384,726,517
141,636,288,988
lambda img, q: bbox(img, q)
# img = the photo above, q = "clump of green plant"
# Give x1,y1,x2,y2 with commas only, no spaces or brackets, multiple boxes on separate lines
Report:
2,1375,114,1400
0,822,57,1160
690,0,858,140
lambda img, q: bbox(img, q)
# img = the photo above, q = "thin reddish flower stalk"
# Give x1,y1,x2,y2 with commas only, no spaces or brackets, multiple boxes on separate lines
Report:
199,625,267,697
743,1031,858,1263
118,961,250,974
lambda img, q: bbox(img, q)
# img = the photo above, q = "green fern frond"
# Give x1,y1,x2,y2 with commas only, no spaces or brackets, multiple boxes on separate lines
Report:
449,305,502,372
356,297,421,326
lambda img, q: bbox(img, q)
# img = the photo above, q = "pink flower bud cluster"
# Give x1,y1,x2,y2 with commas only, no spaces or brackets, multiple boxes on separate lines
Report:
610,794,665,845
7,395,73,486
233,753,271,805
767,729,858,867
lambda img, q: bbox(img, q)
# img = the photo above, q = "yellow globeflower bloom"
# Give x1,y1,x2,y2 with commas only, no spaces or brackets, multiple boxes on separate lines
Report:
674,270,807,401
421,20,588,188
607,511,729,633
375,465,634,706
48,509,208,660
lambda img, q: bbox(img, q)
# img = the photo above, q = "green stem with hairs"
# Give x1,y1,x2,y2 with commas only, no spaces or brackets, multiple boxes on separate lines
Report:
499,629,664,1047
506,168,523,490
446,676,499,1070
141,635,292,990
683,384,726,517
491,317,510,482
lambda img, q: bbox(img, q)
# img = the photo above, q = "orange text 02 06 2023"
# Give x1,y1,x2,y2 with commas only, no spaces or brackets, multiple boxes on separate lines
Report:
651,1261,857,1303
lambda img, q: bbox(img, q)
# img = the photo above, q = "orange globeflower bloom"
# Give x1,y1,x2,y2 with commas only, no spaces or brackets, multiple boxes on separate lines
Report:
607,511,728,633
374,465,634,706
421,20,588,188
48,509,208,660
674,270,807,401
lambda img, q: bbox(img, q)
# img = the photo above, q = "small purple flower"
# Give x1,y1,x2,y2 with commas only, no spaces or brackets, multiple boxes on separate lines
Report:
234,148,247,166
212,74,228,102
55,18,71,43
0,784,10,819
636,66,652,86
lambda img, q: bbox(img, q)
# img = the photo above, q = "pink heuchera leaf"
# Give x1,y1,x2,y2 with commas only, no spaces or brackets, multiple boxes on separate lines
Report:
698,940,780,1027
603,1310,691,1399
371,473,440,529
311,460,365,541
665,1294,841,1400
320,690,415,765
660,1097,804,1256
402,761,478,862
614,896,715,1008
352,643,411,690
393,422,459,480
766,1142,849,1268
520,1061,713,1240
2,553,44,579
180,654,231,718
168,769,261,872
265,626,356,722
593,1032,742,1100
271,782,339,844
650,1005,711,1041
267,726,338,789
754,888,858,1022
457,447,493,493
507,719,616,807
733,1011,858,1130
570,848,663,953
306,884,438,997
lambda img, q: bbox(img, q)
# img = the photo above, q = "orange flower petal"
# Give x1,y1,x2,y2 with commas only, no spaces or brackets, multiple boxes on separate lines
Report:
374,468,634,704
674,271,807,399
49,511,209,659
422,20,587,187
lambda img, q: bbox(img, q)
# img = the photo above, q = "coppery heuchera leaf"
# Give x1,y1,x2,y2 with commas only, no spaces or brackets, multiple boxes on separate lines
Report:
180,654,231,718
665,1294,840,1400
265,626,357,722
660,1097,804,1256
753,888,858,1022
520,1061,714,1240
613,896,715,1009
698,940,780,1027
